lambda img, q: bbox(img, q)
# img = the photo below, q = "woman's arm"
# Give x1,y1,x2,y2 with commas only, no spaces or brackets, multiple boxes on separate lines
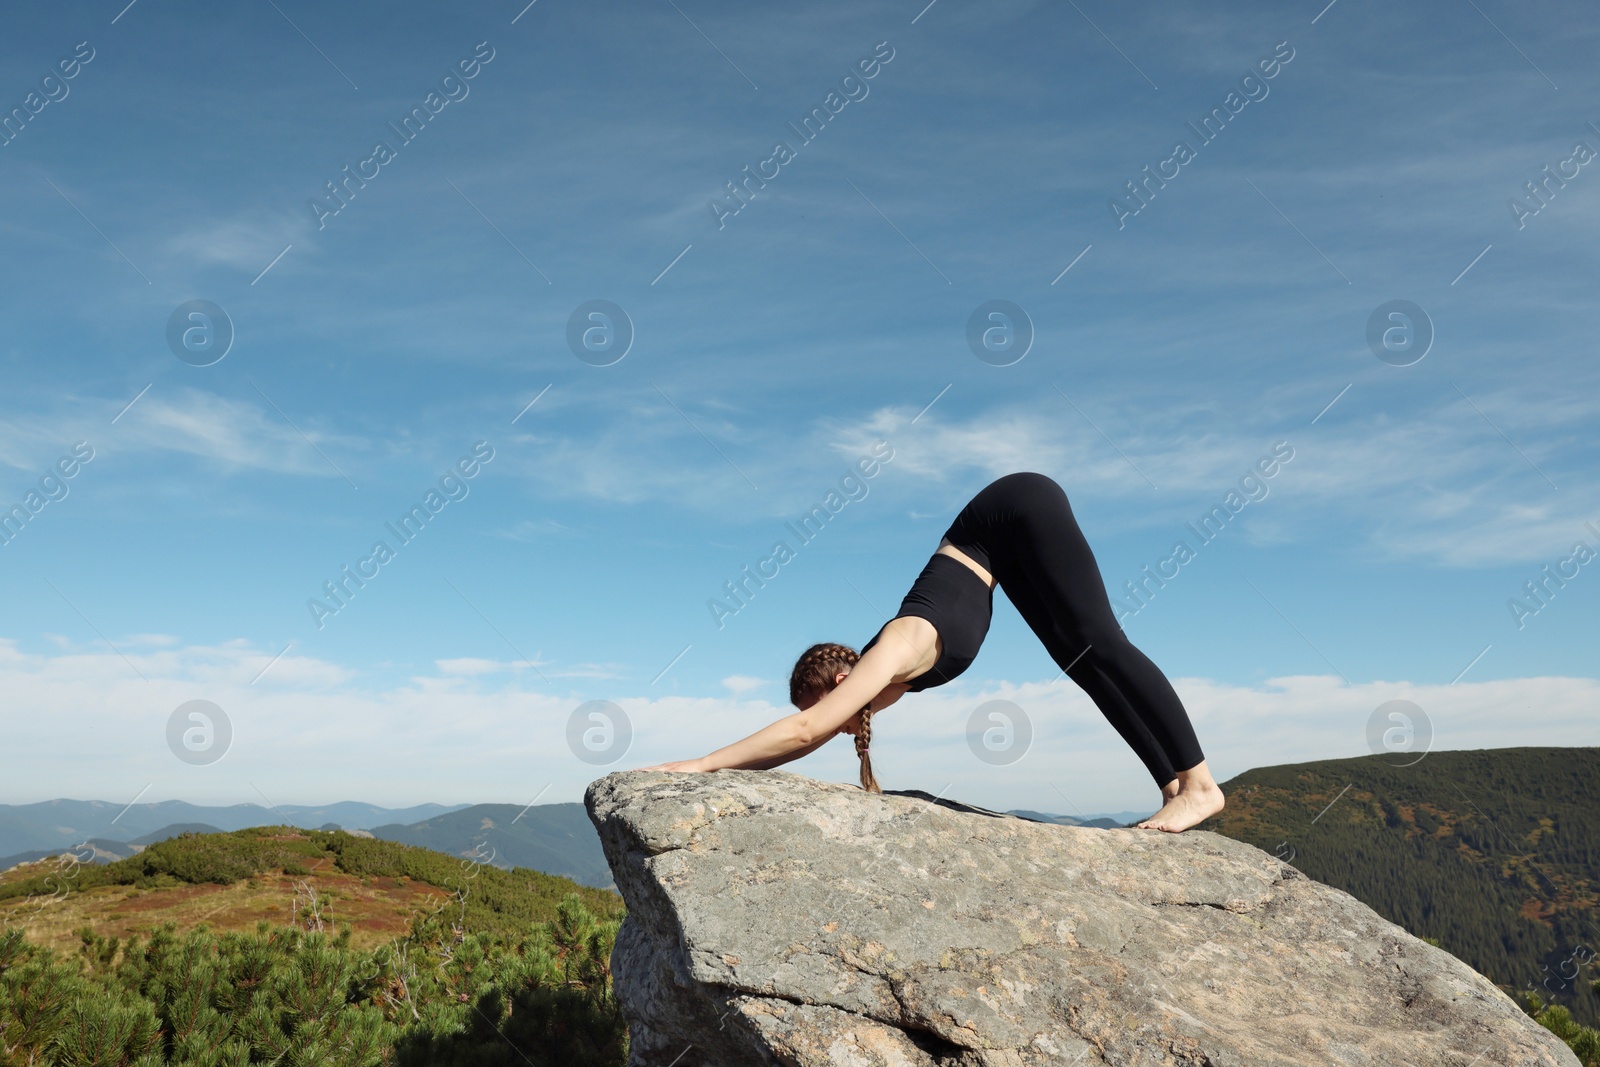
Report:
640,616,935,772
743,673,913,769
739,730,837,770
691,650,896,771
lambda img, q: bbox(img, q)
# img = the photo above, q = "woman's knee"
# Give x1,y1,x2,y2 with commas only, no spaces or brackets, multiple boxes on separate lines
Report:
1070,625,1136,664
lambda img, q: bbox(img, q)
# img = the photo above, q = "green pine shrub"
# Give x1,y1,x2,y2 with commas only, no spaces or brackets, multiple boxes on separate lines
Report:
0,826,627,1067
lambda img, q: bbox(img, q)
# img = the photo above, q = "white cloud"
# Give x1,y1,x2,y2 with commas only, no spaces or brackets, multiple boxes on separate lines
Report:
721,674,768,695
432,656,620,680
552,663,631,679
120,634,182,648
435,657,525,675
0,639,1593,815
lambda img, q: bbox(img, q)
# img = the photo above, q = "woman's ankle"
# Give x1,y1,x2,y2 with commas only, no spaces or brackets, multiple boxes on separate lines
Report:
1174,767,1219,794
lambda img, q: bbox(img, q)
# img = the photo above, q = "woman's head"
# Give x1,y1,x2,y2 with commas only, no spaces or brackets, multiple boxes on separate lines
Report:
788,642,856,709
789,642,880,793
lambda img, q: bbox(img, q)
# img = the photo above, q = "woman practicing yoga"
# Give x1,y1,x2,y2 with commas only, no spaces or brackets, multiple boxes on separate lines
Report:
641,471,1225,833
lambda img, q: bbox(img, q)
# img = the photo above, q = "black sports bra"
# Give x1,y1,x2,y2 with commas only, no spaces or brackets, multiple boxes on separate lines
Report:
860,553,994,692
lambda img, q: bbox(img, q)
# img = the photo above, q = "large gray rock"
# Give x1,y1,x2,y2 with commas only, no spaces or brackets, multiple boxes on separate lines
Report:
586,770,1578,1067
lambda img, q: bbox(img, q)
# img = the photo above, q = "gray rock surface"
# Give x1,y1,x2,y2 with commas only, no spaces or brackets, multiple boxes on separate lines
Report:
586,770,1578,1067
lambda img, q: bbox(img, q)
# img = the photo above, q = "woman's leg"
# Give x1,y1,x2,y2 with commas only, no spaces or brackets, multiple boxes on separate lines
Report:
987,475,1220,829
999,552,1206,788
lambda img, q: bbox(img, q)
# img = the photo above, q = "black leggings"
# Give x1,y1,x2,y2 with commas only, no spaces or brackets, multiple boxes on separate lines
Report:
944,472,1205,787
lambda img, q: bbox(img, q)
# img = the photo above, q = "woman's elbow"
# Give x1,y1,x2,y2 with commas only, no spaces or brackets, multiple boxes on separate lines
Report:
791,715,827,748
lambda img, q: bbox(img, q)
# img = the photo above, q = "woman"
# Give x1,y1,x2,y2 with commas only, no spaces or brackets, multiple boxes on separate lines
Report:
641,472,1224,833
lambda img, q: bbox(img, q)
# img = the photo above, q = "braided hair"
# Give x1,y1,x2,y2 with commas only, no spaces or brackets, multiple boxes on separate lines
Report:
788,642,880,793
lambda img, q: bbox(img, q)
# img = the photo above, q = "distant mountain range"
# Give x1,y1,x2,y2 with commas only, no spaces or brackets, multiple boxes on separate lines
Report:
0,799,469,858
0,821,231,872
0,795,1144,889
369,803,613,888
0,799,615,888
1010,809,1147,829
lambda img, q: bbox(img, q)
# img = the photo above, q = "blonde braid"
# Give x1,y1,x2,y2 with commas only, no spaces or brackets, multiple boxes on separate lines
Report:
789,641,880,792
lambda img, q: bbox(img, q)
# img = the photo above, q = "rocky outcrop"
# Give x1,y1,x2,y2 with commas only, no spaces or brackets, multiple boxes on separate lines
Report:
586,770,1577,1067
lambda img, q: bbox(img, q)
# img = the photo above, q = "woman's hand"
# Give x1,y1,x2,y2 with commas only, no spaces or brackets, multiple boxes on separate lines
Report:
637,757,710,773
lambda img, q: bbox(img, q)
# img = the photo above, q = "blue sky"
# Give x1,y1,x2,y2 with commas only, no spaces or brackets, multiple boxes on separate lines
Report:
1,0,1596,817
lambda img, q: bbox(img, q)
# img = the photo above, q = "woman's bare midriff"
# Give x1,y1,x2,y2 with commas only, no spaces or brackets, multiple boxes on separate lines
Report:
861,541,995,706
937,537,997,590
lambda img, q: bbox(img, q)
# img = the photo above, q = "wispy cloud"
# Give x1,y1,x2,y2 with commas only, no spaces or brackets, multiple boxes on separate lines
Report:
491,384,1594,568
161,213,304,272
122,388,368,475
0,387,367,480
490,517,582,541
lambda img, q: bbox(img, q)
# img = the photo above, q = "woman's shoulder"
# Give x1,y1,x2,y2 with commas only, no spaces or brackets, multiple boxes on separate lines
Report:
866,609,940,636
860,615,940,676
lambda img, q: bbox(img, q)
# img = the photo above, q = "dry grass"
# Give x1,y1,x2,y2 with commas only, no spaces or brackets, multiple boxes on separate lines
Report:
0,858,453,955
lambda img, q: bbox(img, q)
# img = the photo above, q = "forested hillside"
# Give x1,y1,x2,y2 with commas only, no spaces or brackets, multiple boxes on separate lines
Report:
1208,746,1600,1029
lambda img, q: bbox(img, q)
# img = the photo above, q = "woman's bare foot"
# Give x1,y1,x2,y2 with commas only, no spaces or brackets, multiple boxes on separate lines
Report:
1135,761,1225,833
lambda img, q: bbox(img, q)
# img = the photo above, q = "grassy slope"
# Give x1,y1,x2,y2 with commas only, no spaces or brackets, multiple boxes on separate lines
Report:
0,824,621,956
